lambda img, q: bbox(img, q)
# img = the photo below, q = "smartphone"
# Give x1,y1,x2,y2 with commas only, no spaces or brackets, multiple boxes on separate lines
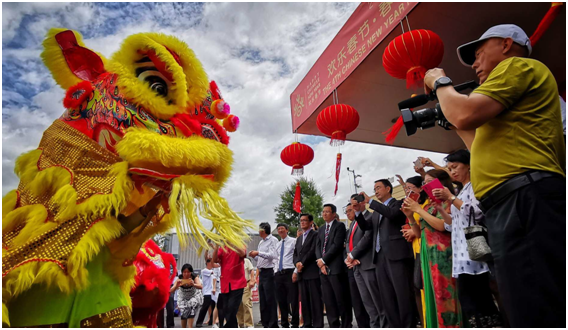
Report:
408,191,420,202
414,158,423,169
422,178,444,204
353,194,365,203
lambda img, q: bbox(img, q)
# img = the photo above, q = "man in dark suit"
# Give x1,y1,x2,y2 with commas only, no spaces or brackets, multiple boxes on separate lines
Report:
316,204,352,328
349,179,415,328
294,213,323,328
344,201,371,328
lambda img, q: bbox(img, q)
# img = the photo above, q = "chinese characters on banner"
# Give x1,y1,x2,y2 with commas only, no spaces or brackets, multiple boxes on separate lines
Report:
290,2,418,131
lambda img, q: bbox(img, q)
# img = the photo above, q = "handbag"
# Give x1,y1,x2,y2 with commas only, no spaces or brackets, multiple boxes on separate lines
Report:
463,206,492,262
413,253,423,290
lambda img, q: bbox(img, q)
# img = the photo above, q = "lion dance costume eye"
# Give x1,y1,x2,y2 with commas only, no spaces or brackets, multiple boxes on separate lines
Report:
2,28,252,328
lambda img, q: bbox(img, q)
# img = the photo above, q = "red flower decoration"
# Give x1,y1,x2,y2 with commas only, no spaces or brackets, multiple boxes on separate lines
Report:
63,81,94,109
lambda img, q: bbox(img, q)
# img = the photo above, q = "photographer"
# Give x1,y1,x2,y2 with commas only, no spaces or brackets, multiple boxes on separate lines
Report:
423,24,565,327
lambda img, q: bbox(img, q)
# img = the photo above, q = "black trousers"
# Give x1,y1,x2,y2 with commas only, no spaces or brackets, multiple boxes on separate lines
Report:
166,292,175,328
299,278,324,328
218,288,244,328
274,269,300,328
375,251,416,328
259,268,279,328
196,294,216,326
484,175,566,327
348,268,370,328
320,272,352,328
457,273,502,327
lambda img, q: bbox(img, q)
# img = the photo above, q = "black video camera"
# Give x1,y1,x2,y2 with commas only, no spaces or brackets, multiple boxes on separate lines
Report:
398,81,479,136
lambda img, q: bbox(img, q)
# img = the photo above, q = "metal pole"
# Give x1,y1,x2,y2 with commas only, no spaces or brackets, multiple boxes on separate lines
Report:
346,167,361,194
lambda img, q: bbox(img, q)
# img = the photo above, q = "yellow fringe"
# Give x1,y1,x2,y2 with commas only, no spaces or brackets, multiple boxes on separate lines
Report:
14,149,43,183
4,260,72,298
2,204,47,235
2,301,9,327
3,151,134,300
106,32,208,120
116,128,233,189
169,175,254,251
41,28,108,89
8,206,54,249
28,165,72,197
66,216,125,286
12,148,134,222
2,190,18,219
2,216,127,311
74,161,134,219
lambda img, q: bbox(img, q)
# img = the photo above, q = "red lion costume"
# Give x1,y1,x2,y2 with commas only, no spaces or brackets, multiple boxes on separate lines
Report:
130,240,177,328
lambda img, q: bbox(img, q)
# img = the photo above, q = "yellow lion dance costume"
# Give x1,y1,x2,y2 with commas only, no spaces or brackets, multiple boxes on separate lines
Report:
2,28,251,327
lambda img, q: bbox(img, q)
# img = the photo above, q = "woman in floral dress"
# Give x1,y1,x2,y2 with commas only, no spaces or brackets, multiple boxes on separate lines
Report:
171,264,204,328
403,169,461,328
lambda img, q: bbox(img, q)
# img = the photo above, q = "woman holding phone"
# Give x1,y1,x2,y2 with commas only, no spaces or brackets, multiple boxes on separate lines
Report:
402,169,461,327
171,264,204,328
431,150,503,328
400,176,429,327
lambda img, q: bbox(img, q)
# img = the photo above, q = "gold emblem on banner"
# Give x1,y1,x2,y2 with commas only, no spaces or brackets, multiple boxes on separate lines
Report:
293,94,304,117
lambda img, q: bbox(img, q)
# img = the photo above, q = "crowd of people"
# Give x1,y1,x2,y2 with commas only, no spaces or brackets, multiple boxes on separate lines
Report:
161,23,564,328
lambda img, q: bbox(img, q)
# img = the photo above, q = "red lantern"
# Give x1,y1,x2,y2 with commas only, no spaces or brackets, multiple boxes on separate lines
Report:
316,104,360,146
280,142,314,176
382,29,444,89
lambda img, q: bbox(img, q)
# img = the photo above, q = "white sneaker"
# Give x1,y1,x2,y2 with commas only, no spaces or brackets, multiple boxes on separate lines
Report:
213,324,219,328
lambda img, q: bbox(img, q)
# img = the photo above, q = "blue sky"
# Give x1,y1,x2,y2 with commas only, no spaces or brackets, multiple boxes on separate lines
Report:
2,2,446,225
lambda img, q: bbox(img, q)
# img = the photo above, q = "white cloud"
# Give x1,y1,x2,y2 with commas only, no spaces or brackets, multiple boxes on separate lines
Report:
2,3,449,229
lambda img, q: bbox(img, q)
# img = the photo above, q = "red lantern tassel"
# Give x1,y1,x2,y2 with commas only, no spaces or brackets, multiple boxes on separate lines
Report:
406,66,427,90
293,182,302,213
383,115,405,144
330,131,347,146
334,153,342,196
292,165,304,176
530,3,563,46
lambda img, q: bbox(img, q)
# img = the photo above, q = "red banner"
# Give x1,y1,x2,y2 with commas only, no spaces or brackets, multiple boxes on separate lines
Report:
334,153,342,196
293,181,302,213
290,2,418,131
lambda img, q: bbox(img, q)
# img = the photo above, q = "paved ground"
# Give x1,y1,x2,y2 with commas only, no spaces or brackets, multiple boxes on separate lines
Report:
173,302,337,328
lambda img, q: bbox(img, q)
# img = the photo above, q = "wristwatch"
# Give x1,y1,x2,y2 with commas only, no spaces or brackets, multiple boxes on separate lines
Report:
449,195,457,204
433,77,453,94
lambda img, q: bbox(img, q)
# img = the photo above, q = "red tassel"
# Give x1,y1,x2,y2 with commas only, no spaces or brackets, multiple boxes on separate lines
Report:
530,3,563,46
293,181,302,213
330,131,346,146
383,115,405,144
406,66,427,90
334,153,342,196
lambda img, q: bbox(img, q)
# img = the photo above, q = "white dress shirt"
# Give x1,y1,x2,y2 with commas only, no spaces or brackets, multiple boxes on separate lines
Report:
320,220,336,264
275,235,296,271
255,235,279,269
301,228,312,245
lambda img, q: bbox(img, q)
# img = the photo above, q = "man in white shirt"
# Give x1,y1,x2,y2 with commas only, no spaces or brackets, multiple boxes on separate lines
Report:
274,223,300,328
196,259,216,327
249,223,279,328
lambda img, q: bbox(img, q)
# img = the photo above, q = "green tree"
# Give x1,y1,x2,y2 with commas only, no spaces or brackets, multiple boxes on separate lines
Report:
274,177,324,236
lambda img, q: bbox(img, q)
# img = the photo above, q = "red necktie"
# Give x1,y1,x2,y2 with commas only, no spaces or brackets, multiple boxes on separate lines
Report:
349,221,358,251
